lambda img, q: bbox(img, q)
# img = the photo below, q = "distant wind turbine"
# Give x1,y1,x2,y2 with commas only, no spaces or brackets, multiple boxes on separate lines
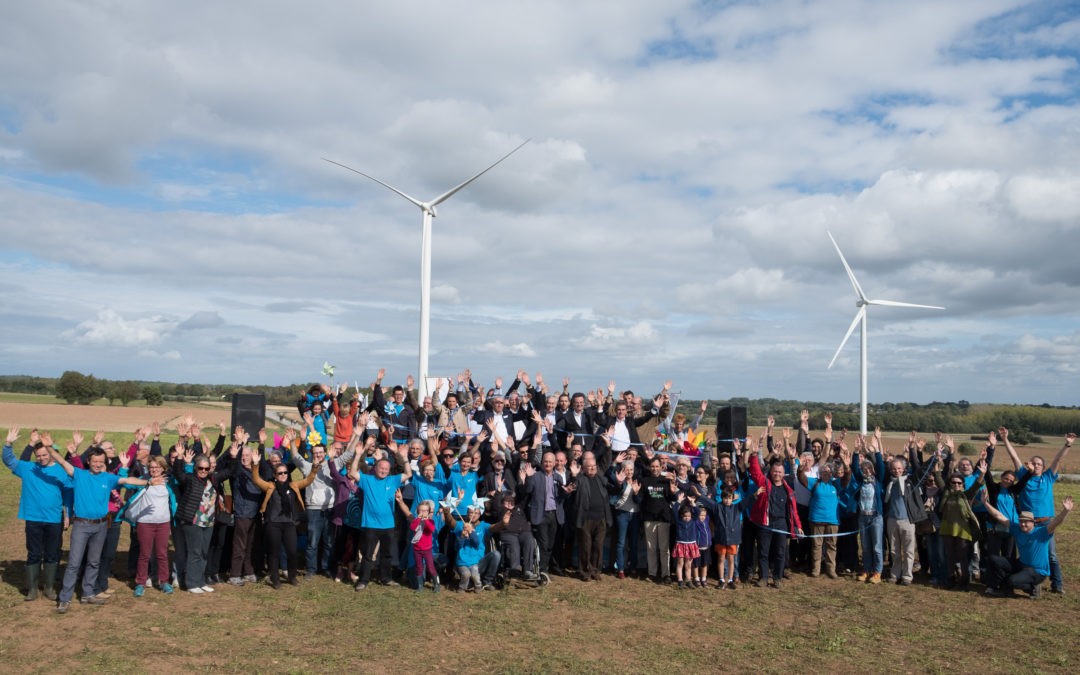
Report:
826,231,944,435
324,140,530,399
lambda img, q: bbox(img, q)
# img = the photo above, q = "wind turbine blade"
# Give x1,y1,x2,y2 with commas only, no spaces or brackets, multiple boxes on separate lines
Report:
429,139,530,208
827,231,867,302
867,298,945,310
322,158,426,210
828,307,865,369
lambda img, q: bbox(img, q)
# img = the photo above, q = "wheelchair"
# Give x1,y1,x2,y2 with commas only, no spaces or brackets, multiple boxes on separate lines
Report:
493,536,549,589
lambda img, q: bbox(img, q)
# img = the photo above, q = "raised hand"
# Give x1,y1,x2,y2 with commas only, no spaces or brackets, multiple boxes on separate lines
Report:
41,432,53,449
406,374,415,390
700,399,707,413
183,447,195,464
823,412,832,427
663,380,672,392
630,479,641,494
93,430,105,445
608,380,616,395
219,419,227,436
535,373,544,387
987,430,998,447
562,376,570,389
1063,496,1074,512
117,451,131,469
524,463,536,478
494,376,502,391
5,425,19,444
998,427,1009,440
766,416,775,430
72,430,84,447
152,421,161,437
586,390,596,405
29,428,39,446
376,368,385,382
258,428,267,445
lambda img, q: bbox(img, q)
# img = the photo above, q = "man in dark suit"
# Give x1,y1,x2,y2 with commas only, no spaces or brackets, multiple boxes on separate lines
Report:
556,393,599,453
520,451,566,574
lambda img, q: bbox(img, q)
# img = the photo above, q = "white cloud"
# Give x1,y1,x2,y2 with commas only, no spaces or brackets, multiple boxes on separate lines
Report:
478,341,537,358
574,321,660,351
70,309,176,348
430,284,461,304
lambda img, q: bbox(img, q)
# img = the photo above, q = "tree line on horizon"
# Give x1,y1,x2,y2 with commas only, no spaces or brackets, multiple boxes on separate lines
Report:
1,373,1076,444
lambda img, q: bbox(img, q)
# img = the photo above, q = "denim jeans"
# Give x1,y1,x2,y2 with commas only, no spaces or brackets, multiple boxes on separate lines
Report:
613,510,640,573
305,508,335,574
858,514,883,573
927,533,948,585
25,520,63,565
1048,534,1062,591
92,518,122,594
60,519,108,602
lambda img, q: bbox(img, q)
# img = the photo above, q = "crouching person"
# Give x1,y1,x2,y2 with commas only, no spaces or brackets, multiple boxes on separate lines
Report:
982,494,1072,599
447,503,500,591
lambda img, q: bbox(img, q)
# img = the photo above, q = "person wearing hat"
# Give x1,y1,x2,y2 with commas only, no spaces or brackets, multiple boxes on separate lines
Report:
981,494,1073,598
446,501,500,591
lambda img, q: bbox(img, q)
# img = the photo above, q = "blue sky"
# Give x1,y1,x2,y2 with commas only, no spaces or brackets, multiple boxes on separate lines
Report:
1,0,1079,406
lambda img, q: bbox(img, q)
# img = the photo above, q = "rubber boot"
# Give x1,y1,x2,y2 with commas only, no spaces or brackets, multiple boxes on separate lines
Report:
42,563,58,601
24,564,40,601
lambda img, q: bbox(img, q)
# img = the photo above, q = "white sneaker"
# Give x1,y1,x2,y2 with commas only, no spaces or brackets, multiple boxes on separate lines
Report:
188,587,205,594
199,585,215,593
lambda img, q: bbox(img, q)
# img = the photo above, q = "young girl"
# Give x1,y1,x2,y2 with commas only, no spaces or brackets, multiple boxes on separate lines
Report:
671,499,700,589
397,494,439,592
691,504,712,588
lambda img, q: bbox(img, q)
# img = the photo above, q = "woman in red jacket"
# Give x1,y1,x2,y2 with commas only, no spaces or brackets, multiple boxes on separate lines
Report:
747,439,803,589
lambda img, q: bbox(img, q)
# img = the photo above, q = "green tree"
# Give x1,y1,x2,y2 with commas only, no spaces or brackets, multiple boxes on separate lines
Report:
142,385,164,407
56,370,86,404
114,380,140,406
56,370,99,405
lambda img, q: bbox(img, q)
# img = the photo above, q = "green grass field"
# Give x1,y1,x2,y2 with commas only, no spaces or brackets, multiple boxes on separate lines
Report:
0,426,1077,673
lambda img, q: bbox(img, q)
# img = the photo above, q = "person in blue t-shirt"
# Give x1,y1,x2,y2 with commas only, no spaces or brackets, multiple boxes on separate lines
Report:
48,443,150,614
1000,429,1074,594
797,456,846,579
354,445,412,590
3,427,73,602
981,493,1072,599
448,503,500,591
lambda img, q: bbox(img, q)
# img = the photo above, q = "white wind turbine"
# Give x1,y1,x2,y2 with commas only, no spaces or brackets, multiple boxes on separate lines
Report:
324,140,529,399
826,231,944,434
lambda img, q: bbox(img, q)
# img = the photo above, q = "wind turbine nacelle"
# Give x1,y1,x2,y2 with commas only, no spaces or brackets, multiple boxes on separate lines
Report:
424,205,438,218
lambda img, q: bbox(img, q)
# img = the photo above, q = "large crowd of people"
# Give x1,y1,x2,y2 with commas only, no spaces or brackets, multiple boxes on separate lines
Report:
2,368,1074,613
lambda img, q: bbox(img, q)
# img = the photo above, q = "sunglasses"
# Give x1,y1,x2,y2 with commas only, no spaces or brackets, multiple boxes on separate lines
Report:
196,466,210,472
276,471,289,476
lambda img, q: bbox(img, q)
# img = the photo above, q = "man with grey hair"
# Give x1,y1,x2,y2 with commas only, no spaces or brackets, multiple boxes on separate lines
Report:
882,456,929,585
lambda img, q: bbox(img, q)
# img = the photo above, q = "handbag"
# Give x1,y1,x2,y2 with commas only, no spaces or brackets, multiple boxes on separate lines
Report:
215,493,235,526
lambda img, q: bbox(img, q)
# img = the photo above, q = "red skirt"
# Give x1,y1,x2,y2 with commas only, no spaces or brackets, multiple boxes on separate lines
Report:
673,542,700,559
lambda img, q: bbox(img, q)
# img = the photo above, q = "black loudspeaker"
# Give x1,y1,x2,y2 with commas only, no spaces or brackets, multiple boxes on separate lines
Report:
231,393,266,436
715,406,748,458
